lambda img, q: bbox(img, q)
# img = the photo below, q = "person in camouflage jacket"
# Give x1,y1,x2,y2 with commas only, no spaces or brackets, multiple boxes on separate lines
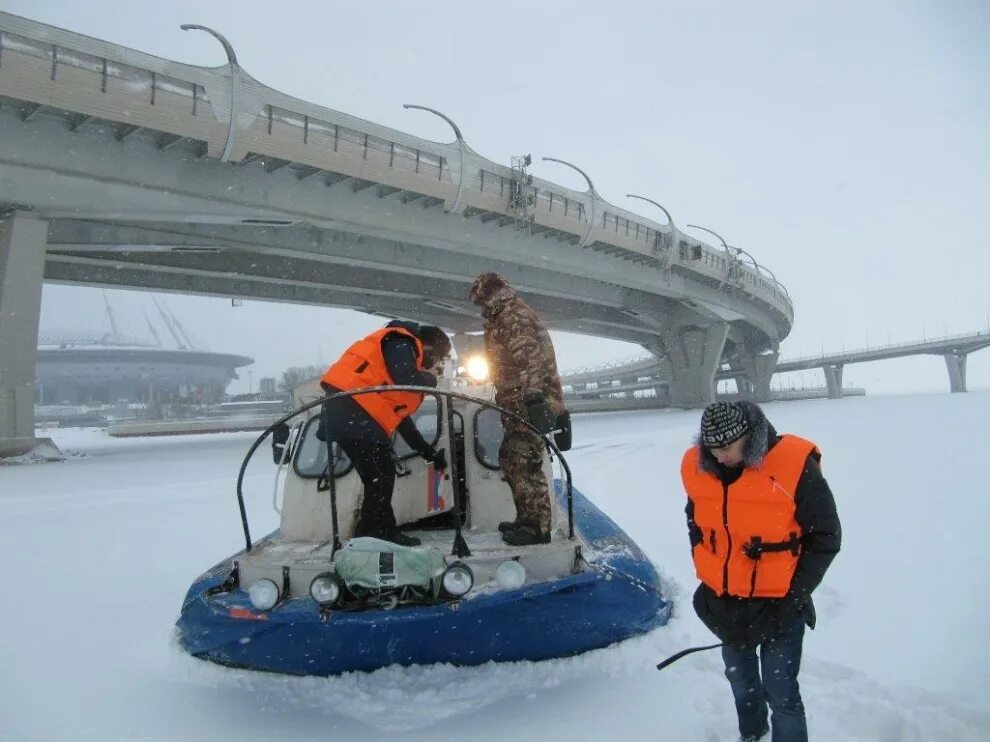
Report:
469,271,566,546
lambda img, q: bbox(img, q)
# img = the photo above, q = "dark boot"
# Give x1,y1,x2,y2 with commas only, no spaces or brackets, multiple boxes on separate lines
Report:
502,524,550,546
498,520,521,534
388,531,421,547
740,723,770,742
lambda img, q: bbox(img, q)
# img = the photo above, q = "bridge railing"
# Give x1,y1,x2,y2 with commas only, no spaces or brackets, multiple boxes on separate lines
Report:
557,329,990,392
560,353,656,381
781,329,990,366
0,12,793,329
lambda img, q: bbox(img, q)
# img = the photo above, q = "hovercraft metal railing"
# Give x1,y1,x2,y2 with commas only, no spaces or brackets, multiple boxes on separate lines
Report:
235,387,574,559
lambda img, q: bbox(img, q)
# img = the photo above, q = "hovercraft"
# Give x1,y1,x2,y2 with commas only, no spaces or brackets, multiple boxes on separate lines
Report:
175,382,670,675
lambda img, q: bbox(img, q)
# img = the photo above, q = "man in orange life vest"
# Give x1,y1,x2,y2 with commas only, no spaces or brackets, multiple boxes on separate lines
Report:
319,320,452,547
683,401,841,742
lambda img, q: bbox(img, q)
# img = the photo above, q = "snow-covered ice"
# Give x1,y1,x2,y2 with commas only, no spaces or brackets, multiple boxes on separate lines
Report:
1,392,988,741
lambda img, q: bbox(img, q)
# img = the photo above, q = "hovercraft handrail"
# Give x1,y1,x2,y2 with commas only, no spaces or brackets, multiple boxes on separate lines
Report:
235,387,574,555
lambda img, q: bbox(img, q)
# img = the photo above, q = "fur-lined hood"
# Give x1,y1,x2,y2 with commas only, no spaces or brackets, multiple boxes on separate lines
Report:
469,272,518,321
695,400,778,475
480,285,517,321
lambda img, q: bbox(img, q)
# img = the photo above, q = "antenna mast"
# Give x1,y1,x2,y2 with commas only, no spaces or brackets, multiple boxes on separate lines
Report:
143,311,163,347
152,295,187,349
163,300,197,350
508,154,535,232
101,290,121,341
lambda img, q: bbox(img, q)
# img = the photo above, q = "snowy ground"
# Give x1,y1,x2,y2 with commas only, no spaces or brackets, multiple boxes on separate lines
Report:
1,393,988,741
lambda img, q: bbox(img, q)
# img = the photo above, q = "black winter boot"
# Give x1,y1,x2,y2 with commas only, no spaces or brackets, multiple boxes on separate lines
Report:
498,520,521,534
740,723,769,742
501,524,551,546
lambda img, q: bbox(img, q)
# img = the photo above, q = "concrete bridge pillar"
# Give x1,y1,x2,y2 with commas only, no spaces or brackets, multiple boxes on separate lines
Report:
943,352,967,393
618,375,637,397
655,321,729,408
823,364,844,399
0,213,48,457
567,382,595,400
737,349,778,402
733,375,753,397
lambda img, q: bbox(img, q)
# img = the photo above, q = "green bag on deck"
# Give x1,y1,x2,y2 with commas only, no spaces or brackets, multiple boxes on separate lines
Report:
332,537,446,595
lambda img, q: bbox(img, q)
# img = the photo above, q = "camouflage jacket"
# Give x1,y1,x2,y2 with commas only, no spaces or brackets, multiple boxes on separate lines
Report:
480,286,565,414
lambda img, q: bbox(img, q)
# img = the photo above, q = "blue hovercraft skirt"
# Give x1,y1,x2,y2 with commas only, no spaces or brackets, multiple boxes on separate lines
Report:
176,482,671,675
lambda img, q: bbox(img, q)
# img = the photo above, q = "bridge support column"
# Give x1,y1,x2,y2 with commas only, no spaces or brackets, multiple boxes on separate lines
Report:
0,213,48,457
732,375,753,397
737,349,778,402
943,353,967,393
571,382,597,400
656,321,729,408
823,364,844,399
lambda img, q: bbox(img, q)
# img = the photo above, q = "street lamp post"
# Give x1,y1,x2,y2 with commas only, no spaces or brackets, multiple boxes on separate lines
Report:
685,223,745,291
180,24,240,162
626,194,676,268
626,194,675,228
541,157,599,247
685,223,730,253
403,104,468,213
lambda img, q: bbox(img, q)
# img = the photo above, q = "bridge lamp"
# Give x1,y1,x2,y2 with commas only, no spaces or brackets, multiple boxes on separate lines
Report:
626,194,675,228
464,355,490,382
685,224,730,253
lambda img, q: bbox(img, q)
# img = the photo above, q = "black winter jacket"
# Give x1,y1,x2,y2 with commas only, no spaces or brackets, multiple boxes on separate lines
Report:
686,401,842,646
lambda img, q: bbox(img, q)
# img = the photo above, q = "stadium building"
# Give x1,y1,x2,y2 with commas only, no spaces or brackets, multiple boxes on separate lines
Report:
36,328,253,404
36,295,252,405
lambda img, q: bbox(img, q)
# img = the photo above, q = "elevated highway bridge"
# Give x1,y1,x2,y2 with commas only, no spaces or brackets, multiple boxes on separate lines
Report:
559,330,990,405
0,12,792,455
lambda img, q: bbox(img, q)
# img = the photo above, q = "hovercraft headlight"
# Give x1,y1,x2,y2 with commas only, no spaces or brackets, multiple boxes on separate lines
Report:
441,562,474,597
247,578,280,611
309,573,342,606
495,559,526,590
464,355,489,382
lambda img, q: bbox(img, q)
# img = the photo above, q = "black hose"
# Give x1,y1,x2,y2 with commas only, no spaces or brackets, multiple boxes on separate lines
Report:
656,642,724,671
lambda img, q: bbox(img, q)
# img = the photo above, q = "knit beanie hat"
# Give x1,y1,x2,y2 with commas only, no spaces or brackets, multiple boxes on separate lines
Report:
700,402,750,448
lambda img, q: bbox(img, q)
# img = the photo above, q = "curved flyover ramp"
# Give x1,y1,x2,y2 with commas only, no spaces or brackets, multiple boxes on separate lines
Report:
0,12,791,454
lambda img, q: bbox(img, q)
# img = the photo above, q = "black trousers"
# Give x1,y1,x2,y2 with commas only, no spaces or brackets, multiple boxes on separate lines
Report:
337,438,397,538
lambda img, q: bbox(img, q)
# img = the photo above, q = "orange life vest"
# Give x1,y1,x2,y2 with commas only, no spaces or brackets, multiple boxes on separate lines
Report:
681,435,819,598
320,327,426,436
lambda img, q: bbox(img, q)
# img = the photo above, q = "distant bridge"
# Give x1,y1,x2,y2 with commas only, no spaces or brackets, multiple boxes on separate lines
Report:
560,330,990,405
0,12,792,455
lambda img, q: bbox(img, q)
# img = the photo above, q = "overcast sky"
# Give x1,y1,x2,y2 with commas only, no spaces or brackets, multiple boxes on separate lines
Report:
7,0,989,394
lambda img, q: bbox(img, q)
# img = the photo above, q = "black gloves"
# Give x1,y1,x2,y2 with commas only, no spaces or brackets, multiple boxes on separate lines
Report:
413,370,439,388
425,447,447,471
524,394,556,435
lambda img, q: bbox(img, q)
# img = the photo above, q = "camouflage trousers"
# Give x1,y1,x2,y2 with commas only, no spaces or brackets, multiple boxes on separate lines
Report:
498,414,552,534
